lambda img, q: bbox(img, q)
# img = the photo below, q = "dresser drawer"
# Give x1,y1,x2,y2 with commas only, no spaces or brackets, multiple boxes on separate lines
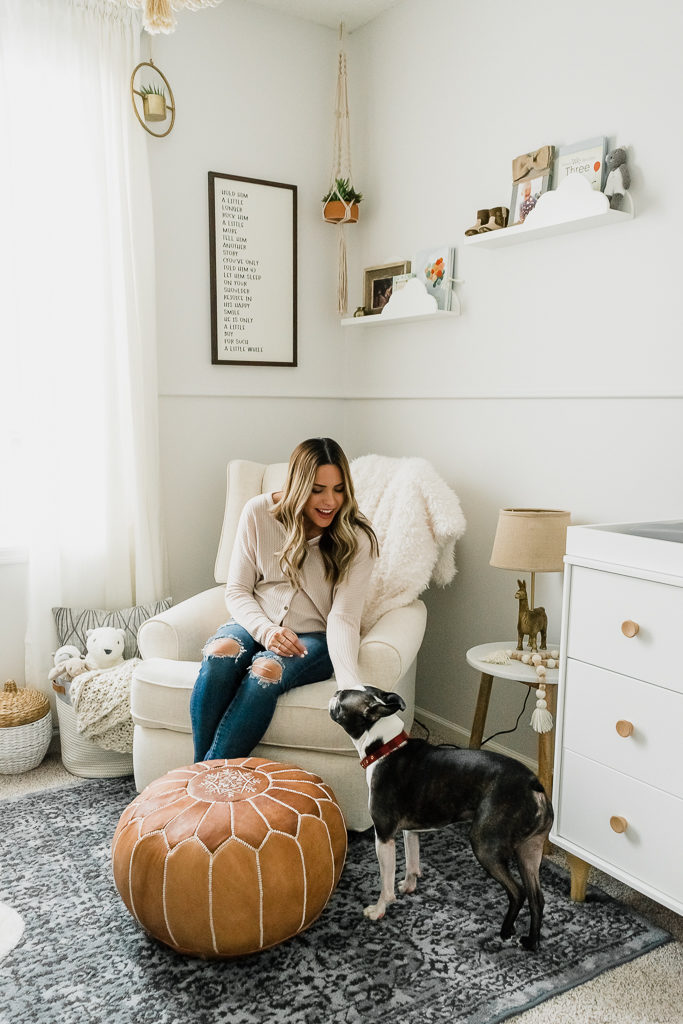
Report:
566,566,683,692
555,749,683,906
562,659,683,797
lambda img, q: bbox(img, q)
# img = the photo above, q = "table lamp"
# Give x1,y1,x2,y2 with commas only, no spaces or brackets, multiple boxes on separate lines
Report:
490,508,570,645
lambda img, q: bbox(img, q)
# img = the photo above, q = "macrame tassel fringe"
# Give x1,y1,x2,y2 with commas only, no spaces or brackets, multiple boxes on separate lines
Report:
530,680,553,733
337,223,348,315
143,0,177,34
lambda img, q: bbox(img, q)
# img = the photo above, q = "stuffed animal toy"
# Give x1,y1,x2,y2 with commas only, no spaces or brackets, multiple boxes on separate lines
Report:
85,626,127,671
48,644,88,682
604,147,630,210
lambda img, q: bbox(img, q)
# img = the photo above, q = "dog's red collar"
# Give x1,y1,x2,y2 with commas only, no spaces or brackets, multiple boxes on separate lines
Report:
360,731,410,770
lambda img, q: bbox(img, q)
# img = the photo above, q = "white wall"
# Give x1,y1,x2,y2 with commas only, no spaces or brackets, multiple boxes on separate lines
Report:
5,0,682,768
148,2,352,601
340,0,683,757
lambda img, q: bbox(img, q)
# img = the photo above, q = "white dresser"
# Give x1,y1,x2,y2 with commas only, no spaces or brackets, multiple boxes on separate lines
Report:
551,520,683,914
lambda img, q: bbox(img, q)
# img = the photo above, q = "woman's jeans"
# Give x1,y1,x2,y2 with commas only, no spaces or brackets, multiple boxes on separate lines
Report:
190,621,333,761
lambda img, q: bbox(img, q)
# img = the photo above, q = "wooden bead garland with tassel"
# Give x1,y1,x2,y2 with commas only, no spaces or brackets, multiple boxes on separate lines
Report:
506,649,559,733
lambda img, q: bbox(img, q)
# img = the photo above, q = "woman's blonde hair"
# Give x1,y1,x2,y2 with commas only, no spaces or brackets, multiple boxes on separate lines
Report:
272,438,378,588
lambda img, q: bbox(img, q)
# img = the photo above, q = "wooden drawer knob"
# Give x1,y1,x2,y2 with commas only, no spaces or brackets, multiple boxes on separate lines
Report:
616,720,634,738
610,815,628,834
621,620,640,638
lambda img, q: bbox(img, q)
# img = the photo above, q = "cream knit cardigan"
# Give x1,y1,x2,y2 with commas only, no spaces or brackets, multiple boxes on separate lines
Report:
225,493,375,689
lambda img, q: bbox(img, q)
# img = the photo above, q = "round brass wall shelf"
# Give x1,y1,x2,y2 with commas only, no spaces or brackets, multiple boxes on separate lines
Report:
130,60,175,138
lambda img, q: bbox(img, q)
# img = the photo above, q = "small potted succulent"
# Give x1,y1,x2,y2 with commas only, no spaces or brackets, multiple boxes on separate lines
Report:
140,83,167,123
322,178,363,223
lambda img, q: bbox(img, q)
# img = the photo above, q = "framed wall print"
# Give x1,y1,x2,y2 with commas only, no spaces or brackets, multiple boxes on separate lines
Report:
209,172,297,366
509,173,550,226
363,261,411,315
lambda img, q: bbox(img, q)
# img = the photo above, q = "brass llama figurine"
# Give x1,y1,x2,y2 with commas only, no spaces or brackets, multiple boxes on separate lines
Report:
515,579,547,652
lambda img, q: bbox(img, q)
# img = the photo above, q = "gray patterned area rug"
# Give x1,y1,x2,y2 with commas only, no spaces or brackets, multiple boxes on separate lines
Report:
0,777,670,1024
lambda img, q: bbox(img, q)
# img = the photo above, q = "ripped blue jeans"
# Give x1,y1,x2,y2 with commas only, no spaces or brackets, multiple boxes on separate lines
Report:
190,621,333,761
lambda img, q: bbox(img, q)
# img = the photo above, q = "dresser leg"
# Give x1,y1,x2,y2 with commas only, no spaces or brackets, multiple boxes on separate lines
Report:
567,853,591,901
469,673,493,749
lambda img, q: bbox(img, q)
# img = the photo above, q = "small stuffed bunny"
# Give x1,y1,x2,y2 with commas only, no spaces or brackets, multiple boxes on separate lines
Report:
48,644,88,682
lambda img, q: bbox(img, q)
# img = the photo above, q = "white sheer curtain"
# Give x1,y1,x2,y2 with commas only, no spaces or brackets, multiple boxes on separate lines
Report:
0,0,168,692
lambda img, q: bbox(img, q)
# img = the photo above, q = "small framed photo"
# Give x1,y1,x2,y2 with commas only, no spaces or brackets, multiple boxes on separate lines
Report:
509,173,551,226
363,261,411,315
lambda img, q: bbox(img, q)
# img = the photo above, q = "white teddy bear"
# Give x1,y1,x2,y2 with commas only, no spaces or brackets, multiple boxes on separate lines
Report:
85,626,127,671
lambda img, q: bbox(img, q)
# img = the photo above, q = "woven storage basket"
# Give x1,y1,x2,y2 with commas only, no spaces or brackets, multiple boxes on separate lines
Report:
54,690,133,779
0,680,52,774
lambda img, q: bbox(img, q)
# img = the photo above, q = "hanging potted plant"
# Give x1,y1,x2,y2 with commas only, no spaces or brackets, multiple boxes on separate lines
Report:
140,83,167,123
322,178,363,224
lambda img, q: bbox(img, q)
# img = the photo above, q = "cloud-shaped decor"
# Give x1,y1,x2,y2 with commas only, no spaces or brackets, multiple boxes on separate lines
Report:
523,174,609,229
381,277,438,318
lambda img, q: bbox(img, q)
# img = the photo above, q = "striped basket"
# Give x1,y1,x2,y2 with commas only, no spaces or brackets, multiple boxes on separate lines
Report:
54,692,133,779
0,680,53,774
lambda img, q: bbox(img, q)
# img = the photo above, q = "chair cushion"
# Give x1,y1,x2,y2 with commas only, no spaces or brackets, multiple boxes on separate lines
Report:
130,658,356,753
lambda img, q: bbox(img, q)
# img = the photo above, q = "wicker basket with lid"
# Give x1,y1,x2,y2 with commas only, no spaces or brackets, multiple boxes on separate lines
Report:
0,680,52,774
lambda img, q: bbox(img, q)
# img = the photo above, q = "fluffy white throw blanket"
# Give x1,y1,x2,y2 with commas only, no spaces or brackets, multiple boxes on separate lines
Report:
69,659,140,753
352,455,466,631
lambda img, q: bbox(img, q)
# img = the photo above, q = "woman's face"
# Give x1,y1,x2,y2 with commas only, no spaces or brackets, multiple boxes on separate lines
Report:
302,463,345,535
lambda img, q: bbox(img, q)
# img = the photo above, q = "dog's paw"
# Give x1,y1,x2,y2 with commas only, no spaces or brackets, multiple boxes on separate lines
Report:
398,875,418,894
363,903,385,920
520,934,539,952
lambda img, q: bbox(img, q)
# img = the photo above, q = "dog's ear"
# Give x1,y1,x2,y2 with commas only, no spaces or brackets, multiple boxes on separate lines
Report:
374,691,406,717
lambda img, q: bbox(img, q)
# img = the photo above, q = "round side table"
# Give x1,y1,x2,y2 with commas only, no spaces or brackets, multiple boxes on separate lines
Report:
466,641,559,801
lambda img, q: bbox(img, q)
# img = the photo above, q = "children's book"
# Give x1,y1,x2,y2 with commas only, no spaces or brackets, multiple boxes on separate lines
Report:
555,136,607,191
413,245,455,310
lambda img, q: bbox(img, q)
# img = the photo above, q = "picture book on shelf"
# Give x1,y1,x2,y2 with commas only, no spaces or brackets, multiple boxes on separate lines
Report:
555,137,607,191
413,245,455,310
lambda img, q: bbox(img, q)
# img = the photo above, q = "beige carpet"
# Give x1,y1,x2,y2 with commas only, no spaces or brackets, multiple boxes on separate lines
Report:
2,752,682,1023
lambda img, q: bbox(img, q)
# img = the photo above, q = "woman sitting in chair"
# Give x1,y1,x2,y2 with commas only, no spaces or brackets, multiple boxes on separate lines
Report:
191,437,378,761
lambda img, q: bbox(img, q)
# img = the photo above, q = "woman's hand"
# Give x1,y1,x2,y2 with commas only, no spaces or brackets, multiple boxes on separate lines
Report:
267,628,308,658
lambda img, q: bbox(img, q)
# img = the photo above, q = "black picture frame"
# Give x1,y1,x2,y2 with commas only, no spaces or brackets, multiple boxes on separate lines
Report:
209,172,297,366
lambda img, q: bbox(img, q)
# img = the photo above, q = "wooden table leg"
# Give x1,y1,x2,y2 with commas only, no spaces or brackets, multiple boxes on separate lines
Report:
469,673,493,749
536,681,557,855
567,852,591,901
537,681,557,802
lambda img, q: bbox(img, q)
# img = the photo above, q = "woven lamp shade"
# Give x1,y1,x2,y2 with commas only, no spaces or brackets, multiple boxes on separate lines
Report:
490,508,570,572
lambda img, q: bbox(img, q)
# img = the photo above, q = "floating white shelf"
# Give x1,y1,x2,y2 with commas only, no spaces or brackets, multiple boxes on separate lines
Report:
340,310,459,327
463,207,632,249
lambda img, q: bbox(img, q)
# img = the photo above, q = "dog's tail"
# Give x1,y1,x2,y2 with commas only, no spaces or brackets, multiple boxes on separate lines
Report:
531,780,554,836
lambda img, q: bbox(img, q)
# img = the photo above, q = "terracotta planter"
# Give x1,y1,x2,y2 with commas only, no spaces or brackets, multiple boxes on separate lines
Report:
323,200,359,224
142,93,167,122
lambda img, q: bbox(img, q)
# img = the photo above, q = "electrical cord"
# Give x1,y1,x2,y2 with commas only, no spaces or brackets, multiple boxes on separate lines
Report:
411,718,431,741
481,686,532,747
415,686,531,750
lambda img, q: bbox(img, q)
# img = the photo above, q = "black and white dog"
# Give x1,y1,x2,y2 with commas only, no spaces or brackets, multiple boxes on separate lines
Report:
329,686,554,951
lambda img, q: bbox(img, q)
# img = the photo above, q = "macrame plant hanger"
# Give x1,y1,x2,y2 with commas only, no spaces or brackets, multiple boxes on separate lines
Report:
325,23,357,315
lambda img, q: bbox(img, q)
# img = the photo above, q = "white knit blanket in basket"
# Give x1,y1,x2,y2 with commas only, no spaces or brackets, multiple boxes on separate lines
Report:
69,659,140,753
351,455,467,632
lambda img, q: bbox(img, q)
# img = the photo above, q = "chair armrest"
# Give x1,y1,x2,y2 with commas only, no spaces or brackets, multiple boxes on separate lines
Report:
358,600,427,691
137,585,227,662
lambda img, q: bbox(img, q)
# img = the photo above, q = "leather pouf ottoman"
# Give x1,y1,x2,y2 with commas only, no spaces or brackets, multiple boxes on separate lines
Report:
111,758,347,958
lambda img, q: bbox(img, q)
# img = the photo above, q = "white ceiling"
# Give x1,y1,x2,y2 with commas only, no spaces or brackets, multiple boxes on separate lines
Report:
242,0,402,32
